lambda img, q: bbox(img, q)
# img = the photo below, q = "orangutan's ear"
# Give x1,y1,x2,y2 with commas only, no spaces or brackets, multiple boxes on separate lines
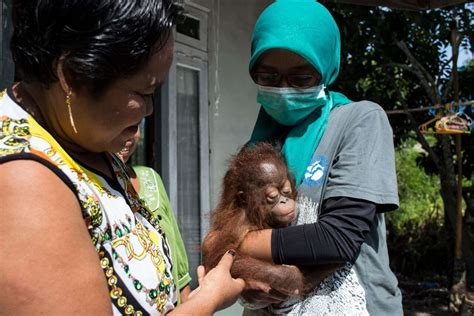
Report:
237,191,245,204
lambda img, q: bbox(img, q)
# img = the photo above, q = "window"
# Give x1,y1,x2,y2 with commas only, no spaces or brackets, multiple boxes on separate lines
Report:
156,55,209,288
137,1,210,289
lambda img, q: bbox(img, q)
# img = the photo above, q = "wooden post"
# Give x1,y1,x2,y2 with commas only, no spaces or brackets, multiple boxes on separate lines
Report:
455,134,463,259
451,22,463,260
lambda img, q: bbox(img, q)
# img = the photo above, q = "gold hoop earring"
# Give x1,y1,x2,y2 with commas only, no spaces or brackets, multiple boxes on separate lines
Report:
66,90,78,134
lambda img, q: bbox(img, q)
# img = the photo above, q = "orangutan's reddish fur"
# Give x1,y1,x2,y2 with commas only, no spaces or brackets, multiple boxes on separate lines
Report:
201,143,340,296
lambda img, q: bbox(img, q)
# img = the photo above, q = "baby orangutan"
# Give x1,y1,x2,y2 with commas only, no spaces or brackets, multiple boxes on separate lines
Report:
201,142,339,297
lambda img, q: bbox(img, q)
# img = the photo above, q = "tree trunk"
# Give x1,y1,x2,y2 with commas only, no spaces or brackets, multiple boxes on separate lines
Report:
439,136,457,225
462,179,474,296
438,135,458,284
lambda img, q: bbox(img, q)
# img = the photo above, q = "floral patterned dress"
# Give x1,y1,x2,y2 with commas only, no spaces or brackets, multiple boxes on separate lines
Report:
0,90,177,315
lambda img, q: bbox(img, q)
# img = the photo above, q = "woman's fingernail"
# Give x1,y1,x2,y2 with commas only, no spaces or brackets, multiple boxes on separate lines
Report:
227,249,236,256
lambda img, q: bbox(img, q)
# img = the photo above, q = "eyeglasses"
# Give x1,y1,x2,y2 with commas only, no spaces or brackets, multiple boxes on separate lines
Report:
251,72,321,89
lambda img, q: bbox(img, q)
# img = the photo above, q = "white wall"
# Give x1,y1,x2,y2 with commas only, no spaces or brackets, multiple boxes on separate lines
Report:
182,0,272,210
205,0,272,209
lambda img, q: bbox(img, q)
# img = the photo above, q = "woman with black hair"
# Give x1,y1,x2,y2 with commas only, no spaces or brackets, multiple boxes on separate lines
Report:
0,1,244,315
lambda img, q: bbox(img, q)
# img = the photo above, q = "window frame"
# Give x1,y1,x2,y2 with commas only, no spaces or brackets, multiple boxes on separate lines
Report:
156,53,210,238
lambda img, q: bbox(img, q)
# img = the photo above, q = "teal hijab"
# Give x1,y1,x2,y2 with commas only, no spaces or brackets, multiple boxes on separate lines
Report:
249,0,351,186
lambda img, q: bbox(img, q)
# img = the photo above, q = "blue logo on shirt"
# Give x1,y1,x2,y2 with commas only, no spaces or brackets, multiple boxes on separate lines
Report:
303,155,329,186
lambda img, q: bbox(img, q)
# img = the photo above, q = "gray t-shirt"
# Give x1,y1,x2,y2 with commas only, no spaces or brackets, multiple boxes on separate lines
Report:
298,101,402,315
319,101,399,208
245,101,402,315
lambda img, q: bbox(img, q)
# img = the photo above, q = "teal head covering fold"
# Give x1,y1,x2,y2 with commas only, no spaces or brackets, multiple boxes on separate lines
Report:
249,0,352,186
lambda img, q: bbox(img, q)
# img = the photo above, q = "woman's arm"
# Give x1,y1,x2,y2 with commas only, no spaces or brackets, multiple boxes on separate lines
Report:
238,229,273,262
239,197,376,265
0,161,244,315
179,285,191,302
0,160,112,314
237,197,375,306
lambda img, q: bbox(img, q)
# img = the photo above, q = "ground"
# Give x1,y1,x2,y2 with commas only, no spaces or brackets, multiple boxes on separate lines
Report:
401,275,452,315
400,274,473,316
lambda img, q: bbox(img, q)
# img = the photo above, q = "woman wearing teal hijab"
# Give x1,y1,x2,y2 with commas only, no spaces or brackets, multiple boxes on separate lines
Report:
239,0,403,315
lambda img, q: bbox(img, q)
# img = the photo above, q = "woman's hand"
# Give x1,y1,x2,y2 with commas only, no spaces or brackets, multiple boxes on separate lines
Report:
241,279,289,306
172,250,245,315
179,285,191,303
192,250,246,309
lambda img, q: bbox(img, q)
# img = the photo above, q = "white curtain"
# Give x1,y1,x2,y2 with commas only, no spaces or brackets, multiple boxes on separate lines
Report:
176,66,201,288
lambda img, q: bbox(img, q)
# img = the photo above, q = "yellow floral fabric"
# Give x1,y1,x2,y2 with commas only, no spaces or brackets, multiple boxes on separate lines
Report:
0,90,177,315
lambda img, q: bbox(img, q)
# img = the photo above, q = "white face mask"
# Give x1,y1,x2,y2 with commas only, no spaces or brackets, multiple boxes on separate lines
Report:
256,84,327,126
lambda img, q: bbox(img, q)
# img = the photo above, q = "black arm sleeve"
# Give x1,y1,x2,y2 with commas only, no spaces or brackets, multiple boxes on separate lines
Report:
271,196,376,266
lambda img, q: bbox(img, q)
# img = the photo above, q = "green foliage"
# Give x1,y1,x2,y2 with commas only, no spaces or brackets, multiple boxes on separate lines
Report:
386,137,448,276
389,136,443,231
320,1,473,158
317,1,473,277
